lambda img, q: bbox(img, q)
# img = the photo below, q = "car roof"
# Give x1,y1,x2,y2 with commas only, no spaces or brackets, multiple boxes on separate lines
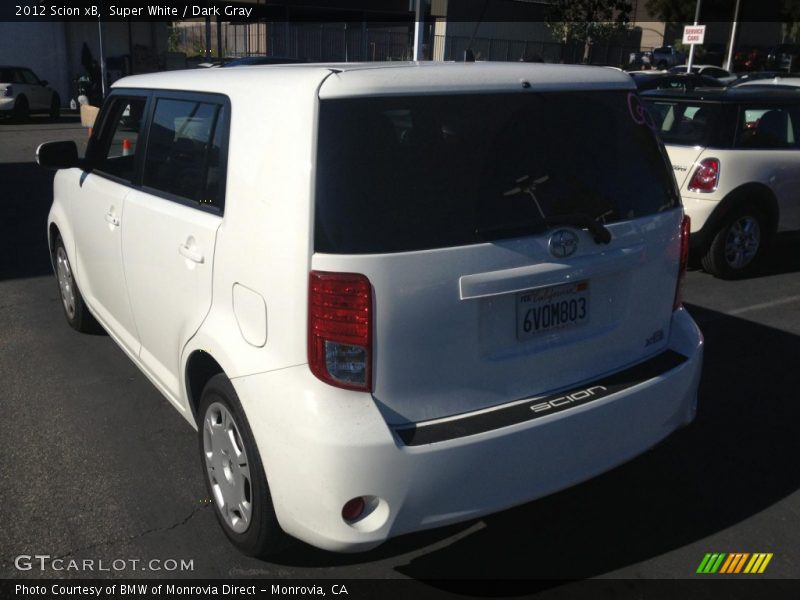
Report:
115,61,635,98
737,77,800,87
640,86,800,102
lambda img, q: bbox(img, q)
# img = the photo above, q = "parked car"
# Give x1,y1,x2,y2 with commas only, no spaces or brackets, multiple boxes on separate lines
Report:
731,71,800,86
652,46,687,70
627,51,652,69
37,62,703,557
733,46,767,72
0,65,60,120
766,44,800,72
735,76,800,89
641,87,800,278
221,56,307,67
629,71,725,92
668,64,737,85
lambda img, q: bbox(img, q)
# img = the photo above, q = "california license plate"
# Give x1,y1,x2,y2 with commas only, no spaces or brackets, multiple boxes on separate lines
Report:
516,281,589,340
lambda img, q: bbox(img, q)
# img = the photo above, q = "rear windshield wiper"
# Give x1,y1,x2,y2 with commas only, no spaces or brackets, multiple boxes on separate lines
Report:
545,214,612,245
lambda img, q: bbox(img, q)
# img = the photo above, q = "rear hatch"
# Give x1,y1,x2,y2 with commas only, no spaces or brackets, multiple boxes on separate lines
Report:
312,89,683,425
642,96,723,188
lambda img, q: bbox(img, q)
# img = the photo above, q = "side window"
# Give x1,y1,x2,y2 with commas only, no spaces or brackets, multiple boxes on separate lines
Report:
142,97,226,211
94,96,148,182
20,69,40,85
646,101,715,146
737,106,796,149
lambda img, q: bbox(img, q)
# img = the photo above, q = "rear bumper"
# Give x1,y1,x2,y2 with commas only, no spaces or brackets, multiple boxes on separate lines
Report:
235,308,703,552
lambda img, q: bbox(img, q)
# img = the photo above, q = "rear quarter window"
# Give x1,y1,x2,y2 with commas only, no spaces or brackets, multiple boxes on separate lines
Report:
644,99,722,146
315,91,679,254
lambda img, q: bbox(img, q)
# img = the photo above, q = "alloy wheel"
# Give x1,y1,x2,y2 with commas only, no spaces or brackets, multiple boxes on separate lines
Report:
55,246,76,320
724,215,761,270
203,402,253,534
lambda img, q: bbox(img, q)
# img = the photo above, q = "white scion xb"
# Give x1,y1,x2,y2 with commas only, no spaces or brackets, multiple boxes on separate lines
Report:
38,62,703,556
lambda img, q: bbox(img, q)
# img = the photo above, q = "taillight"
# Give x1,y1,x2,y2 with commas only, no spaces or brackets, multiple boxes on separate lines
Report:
687,158,720,193
674,215,691,310
308,271,372,391
3,86,12,97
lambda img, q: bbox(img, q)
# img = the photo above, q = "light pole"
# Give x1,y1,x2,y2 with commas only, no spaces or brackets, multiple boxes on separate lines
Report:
413,0,424,61
725,0,742,72
686,0,702,72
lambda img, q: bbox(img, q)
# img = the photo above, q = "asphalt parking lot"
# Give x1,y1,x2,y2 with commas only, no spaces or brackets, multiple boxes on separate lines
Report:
1,117,799,588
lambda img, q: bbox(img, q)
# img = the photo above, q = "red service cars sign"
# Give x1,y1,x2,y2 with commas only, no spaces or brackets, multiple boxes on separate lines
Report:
682,25,706,45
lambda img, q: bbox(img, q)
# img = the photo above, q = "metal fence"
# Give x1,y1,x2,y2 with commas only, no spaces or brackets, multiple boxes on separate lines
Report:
434,34,646,67
175,22,413,62
175,22,645,68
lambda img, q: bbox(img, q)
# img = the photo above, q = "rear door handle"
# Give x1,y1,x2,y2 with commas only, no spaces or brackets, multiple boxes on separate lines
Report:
179,244,204,264
104,212,120,227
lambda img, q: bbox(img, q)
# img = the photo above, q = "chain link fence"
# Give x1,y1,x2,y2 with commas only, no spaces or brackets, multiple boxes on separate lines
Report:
175,21,645,68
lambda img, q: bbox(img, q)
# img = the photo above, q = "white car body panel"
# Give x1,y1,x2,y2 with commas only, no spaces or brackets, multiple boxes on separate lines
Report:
122,188,221,404
47,62,703,552
65,170,141,354
311,210,680,424
237,308,702,552
664,145,800,233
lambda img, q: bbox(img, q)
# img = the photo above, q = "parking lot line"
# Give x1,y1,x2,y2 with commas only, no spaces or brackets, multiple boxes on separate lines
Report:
728,295,800,316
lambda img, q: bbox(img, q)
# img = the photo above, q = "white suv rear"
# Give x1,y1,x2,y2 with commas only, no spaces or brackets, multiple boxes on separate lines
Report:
38,62,703,556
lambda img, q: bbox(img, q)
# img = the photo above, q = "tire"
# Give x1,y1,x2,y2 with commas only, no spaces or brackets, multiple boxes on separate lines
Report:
198,374,290,558
13,96,29,122
53,235,101,332
50,94,60,120
700,205,769,279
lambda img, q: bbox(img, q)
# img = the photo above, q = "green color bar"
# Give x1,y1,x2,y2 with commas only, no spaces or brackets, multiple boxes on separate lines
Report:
697,554,713,574
710,553,727,573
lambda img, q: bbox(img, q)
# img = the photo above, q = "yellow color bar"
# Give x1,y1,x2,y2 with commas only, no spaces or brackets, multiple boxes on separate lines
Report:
744,554,759,573
746,553,774,574
758,553,773,574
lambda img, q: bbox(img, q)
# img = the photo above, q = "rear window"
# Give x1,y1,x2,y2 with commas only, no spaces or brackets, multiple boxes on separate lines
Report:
644,99,720,146
314,91,679,254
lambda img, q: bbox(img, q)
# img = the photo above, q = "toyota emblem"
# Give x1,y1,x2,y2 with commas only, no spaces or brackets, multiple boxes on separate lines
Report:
548,229,578,258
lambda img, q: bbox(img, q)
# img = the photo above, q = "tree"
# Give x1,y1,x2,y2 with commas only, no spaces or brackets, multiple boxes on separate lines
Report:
644,0,697,23
546,0,633,64
780,0,800,41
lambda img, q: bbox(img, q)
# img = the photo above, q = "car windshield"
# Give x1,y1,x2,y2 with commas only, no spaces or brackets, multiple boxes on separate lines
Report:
642,99,720,146
314,91,679,254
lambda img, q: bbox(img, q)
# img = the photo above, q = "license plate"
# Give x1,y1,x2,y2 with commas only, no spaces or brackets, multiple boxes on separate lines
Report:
516,281,590,340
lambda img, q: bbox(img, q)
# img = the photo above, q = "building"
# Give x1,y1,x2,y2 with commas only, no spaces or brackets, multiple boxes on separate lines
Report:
0,22,168,107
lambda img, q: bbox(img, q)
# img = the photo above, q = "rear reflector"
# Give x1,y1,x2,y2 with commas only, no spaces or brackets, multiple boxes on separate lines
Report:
341,497,366,522
687,158,720,193
308,271,372,391
674,215,691,310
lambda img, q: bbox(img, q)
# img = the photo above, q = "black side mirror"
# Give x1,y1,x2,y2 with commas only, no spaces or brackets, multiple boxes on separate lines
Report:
36,141,79,170
40,80,48,86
